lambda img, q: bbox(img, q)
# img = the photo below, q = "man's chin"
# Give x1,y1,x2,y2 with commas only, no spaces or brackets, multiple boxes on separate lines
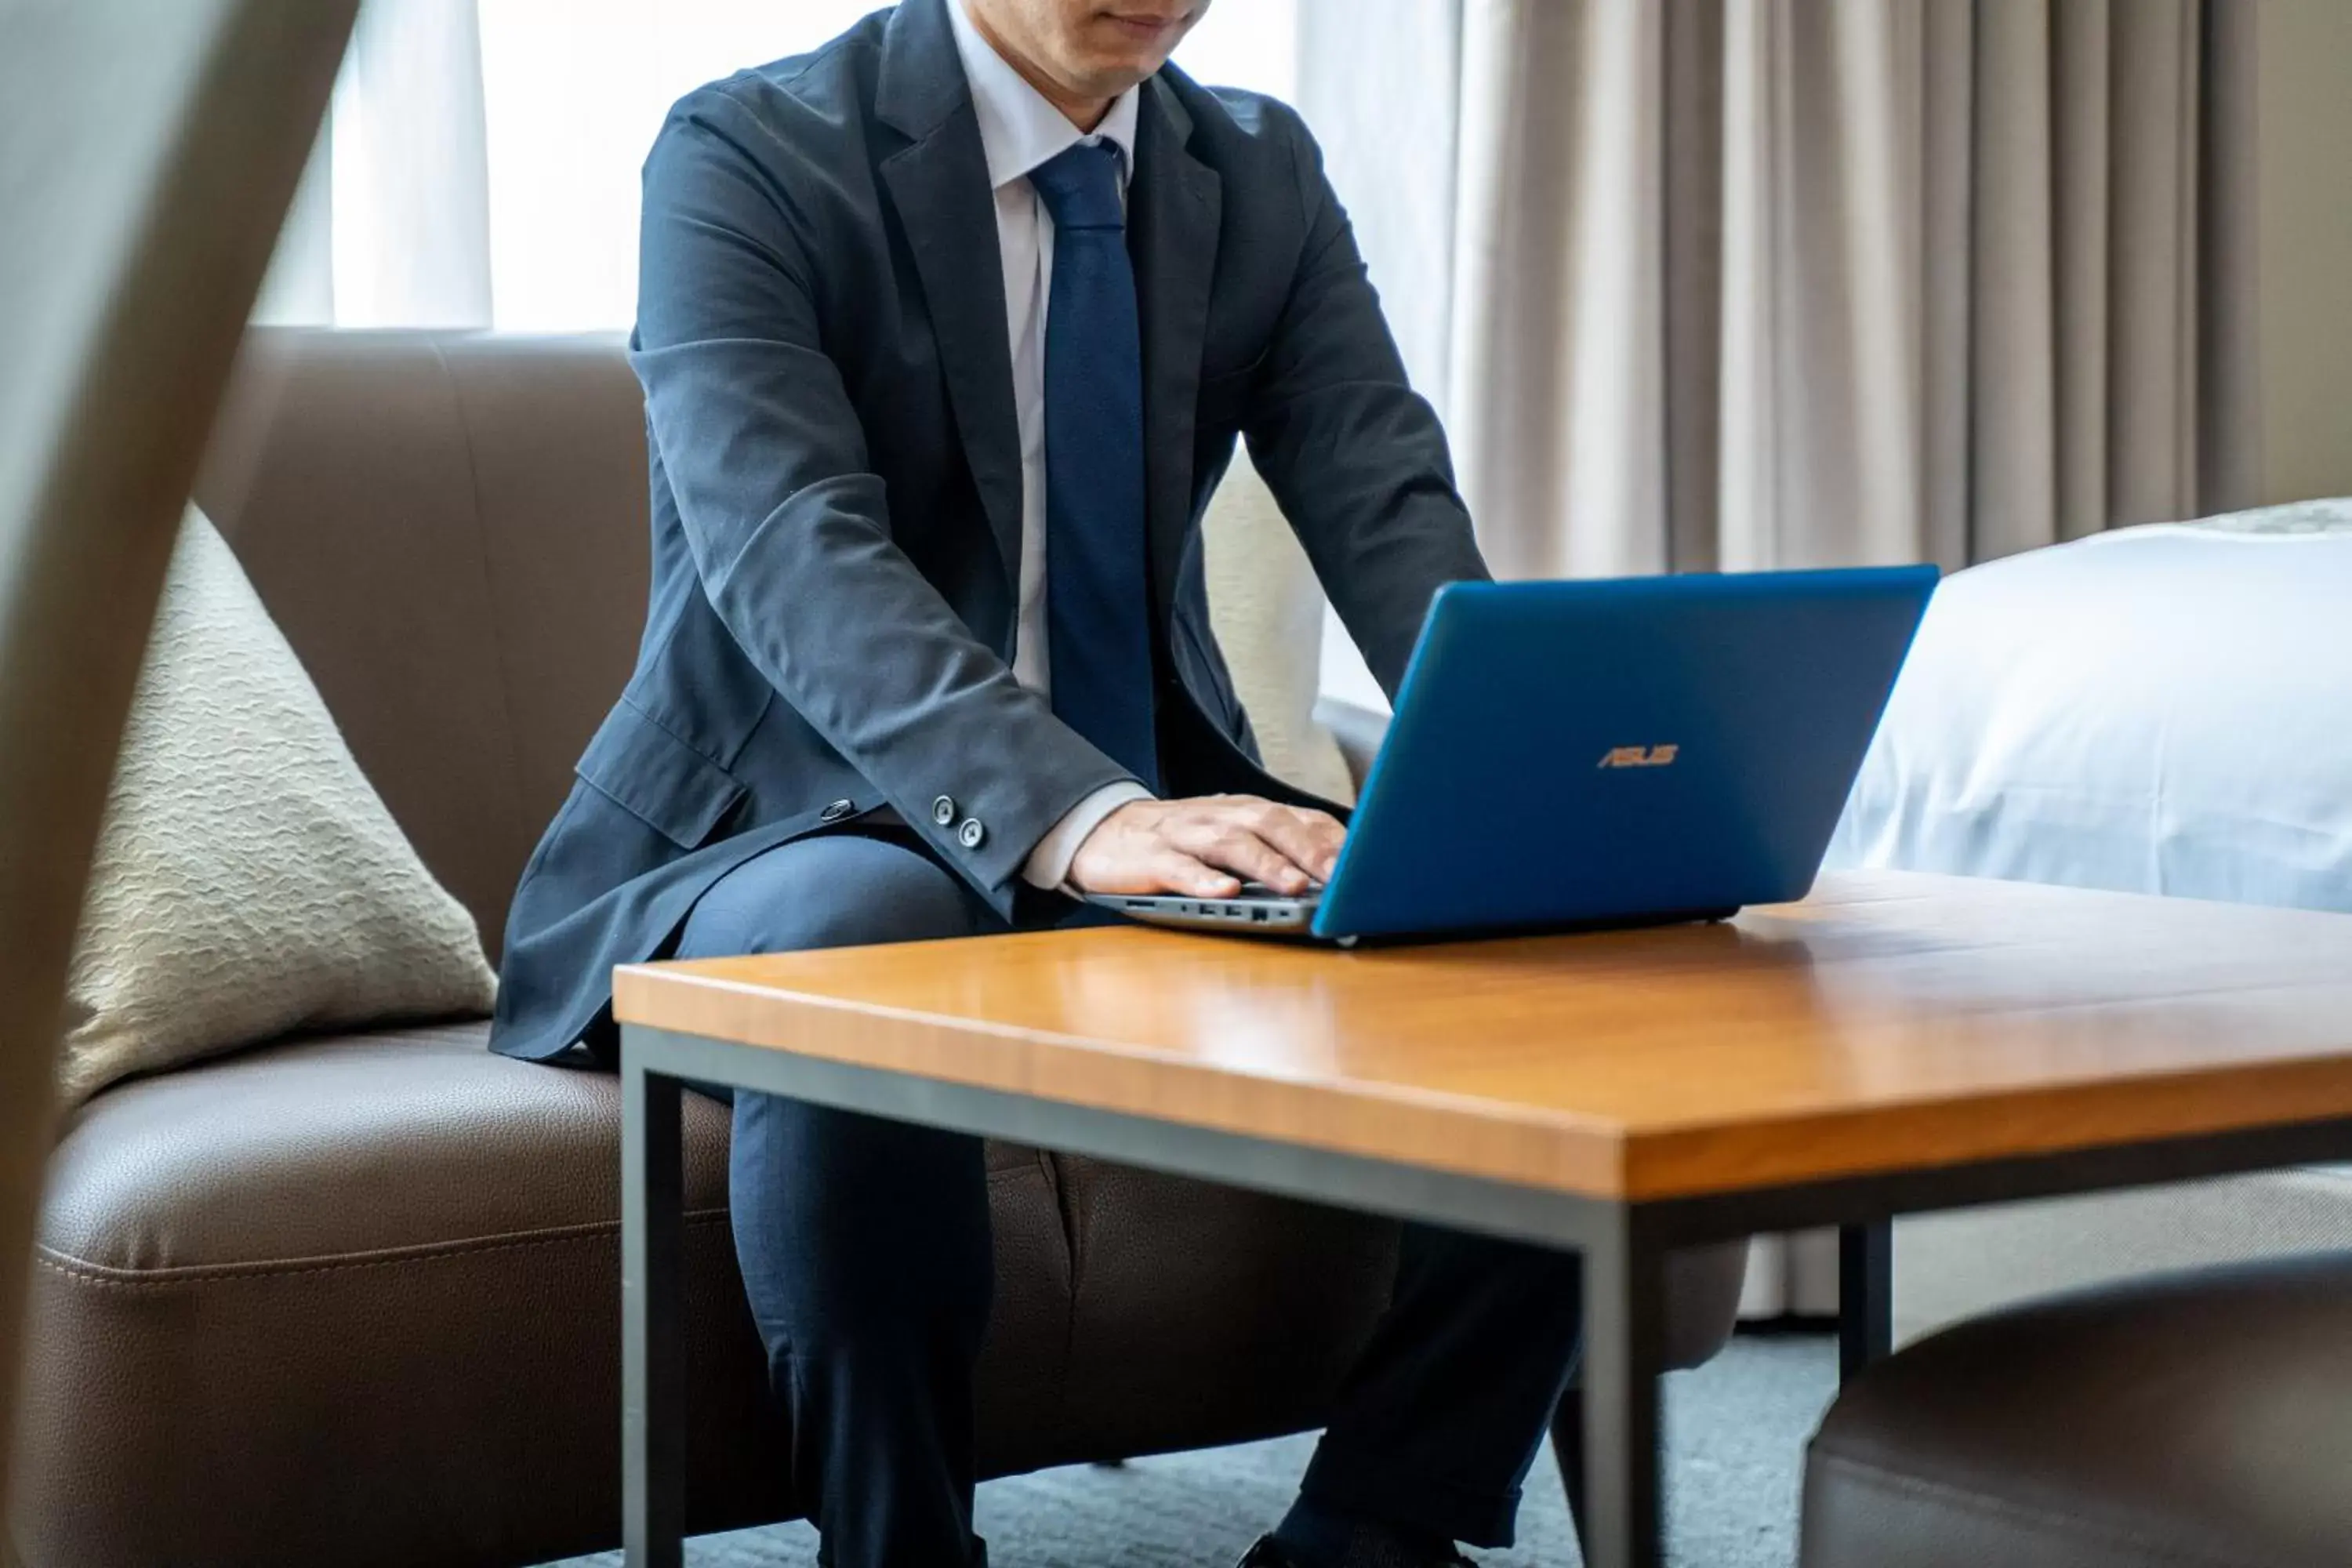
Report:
1065,60,1165,97
1073,27,1183,82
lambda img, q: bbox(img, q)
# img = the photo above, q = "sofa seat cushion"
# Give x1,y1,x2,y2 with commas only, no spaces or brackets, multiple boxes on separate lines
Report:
1802,1254,2352,1568
17,1023,1073,1568
41,1022,684,1269
18,1018,1744,1568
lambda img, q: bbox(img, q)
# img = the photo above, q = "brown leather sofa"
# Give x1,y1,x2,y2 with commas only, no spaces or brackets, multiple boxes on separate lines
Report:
12,329,1747,1568
1801,1252,2352,1568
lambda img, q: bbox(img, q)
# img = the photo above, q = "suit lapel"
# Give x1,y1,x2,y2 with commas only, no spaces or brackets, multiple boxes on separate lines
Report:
877,0,1023,595
1128,77,1221,627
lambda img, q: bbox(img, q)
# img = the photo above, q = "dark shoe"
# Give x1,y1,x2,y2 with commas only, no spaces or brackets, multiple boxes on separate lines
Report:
1232,1533,1475,1568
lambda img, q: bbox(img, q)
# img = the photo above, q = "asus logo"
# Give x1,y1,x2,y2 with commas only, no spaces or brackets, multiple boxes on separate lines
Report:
1598,744,1679,770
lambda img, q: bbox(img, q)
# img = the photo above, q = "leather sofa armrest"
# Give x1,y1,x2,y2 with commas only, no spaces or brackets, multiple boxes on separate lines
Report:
1313,696,1390,793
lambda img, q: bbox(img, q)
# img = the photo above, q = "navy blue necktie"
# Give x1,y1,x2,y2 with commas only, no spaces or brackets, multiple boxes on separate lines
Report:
1028,141,1160,793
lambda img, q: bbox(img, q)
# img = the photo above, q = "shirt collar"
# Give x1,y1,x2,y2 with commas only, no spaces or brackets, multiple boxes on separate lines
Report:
947,0,1141,192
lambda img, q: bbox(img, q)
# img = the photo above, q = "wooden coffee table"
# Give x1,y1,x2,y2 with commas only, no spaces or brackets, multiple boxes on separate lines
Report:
612,870,2352,1568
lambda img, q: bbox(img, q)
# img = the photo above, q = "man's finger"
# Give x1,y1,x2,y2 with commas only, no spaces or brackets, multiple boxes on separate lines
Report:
1250,805,1346,884
1167,821,1308,893
1152,850,1240,898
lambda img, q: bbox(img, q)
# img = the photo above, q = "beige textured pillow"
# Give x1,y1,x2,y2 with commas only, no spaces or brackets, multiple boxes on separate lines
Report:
58,506,496,1105
1201,448,1356,804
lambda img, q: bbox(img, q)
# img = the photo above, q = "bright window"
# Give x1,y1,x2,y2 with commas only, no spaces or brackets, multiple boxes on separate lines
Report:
476,1,1298,332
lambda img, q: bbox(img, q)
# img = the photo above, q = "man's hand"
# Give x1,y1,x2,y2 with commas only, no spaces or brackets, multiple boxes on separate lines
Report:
1066,795,1345,899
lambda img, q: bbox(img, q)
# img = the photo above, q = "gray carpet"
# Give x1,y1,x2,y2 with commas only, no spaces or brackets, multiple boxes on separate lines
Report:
554,1333,1836,1568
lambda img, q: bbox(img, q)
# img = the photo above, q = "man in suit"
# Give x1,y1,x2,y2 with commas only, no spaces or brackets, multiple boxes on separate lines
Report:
492,1,1586,1563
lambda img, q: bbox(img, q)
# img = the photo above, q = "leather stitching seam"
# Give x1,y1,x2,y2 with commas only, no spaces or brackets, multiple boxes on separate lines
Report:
428,334,538,861
1047,1152,1083,1432
34,1163,1040,1286
33,1209,732,1287
1809,1452,2263,1568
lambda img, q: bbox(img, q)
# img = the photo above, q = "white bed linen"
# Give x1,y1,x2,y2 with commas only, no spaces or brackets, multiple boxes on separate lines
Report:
1827,498,2352,913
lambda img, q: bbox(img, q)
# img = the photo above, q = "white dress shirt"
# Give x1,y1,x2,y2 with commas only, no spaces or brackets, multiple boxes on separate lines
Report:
947,0,1154,889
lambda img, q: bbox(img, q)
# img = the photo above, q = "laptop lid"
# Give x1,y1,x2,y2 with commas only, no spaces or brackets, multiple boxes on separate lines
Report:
1312,566,1938,941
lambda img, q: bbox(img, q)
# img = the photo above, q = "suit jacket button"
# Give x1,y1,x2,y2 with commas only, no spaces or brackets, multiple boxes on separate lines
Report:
931,795,957,826
818,798,855,824
957,818,985,850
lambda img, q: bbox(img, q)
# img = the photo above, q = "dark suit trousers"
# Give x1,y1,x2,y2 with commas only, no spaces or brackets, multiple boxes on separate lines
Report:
677,829,1585,1566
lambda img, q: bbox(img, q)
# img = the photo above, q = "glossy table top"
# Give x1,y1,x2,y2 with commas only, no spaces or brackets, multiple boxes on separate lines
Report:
615,871,2352,1201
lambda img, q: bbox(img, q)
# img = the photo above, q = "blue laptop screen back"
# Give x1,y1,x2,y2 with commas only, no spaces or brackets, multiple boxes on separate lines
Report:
1312,566,1937,941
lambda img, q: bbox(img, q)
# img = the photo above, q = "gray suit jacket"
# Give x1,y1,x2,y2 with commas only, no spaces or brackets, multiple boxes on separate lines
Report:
489,0,1487,1064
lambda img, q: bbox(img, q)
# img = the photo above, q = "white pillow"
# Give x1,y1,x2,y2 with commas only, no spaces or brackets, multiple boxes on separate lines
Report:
1203,448,1357,804
58,506,496,1105
1828,497,2352,911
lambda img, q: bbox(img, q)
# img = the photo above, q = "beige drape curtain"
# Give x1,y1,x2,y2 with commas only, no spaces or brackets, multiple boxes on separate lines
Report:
1295,0,2266,1314
1439,0,2262,579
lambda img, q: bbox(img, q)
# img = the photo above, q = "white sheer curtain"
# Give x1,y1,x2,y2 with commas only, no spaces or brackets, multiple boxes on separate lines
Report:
1294,2,1464,711
474,0,881,332
260,0,1299,333
477,0,1293,330
256,0,492,328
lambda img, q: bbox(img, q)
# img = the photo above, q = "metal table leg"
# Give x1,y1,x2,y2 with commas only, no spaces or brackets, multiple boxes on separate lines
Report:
1838,1221,1893,1379
1581,1208,1667,1568
622,1047,686,1568
1548,1385,1588,1543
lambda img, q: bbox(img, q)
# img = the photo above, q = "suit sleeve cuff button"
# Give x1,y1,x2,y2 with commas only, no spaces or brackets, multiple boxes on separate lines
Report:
957,818,985,850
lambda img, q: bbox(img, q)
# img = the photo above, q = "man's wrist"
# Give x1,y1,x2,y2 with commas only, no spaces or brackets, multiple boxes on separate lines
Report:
1020,781,1153,891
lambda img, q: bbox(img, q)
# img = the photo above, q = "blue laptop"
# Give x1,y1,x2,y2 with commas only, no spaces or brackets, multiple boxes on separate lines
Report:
1089,564,1938,944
